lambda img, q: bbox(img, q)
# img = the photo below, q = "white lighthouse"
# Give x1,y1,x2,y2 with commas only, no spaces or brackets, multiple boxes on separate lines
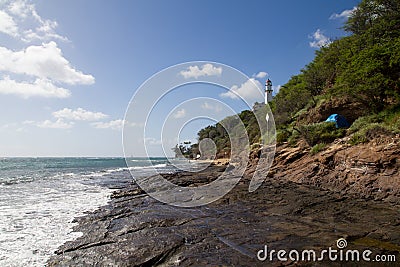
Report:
265,79,273,104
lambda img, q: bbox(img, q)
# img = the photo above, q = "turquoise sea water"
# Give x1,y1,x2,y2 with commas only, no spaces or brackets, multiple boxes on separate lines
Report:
0,157,172,266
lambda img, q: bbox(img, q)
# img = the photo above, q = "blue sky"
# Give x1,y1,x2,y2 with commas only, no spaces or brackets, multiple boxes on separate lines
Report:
0,0,359,157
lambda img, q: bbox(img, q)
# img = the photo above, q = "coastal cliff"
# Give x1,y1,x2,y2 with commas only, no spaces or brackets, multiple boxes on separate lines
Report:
259,135,400,205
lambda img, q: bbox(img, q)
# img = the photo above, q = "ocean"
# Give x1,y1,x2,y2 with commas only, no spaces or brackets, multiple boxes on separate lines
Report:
0,157,174,267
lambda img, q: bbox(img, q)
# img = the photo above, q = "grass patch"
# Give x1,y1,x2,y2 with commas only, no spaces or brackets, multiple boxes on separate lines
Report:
349,123,392,145
348,133,368,145
347,106,400,145
310,143,327,155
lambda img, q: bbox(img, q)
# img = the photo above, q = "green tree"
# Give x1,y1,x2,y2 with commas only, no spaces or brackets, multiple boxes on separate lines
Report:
272,74,311,126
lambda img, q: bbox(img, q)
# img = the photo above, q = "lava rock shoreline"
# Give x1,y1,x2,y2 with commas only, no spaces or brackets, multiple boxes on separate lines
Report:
47,164,400,266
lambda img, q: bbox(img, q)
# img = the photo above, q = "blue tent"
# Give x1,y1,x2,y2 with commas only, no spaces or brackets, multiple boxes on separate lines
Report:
325,114,350,128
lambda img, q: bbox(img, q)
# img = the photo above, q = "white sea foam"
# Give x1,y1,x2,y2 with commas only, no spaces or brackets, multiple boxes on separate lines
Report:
0,157,172,266
106,167,129,173
128,163,167,170
0,177,113,267
80,167,130,178
83,164,168,175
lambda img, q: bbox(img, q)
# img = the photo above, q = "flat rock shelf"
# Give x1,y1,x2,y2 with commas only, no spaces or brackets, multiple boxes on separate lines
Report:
48,165,400,266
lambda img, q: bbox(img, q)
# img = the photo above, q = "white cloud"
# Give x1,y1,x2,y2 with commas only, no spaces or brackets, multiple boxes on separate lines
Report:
220,78,263,101
0,76,71,98
0,2,93,100
0,10,18,37
7,0,31,19
309,29,331,48
22,22,68,43
2,0,68,42
91,119,124,130
21,108,111,130
330,7,357,20
0,42,94,85
180,63,222,79
145,138,163,146
36,118,74,129
1,122,18,129
173,108,186,119
53,108,108,121
273,85,281,95
253,71,268,79
201,102,222,113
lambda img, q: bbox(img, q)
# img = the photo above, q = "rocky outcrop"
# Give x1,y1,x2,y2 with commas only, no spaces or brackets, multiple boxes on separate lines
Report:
269,135,400,205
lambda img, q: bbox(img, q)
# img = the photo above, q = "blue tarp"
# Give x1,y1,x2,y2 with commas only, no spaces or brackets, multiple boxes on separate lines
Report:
325,114,350,128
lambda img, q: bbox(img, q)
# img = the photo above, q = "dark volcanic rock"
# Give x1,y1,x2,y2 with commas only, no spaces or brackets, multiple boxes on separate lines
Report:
48,164,400,266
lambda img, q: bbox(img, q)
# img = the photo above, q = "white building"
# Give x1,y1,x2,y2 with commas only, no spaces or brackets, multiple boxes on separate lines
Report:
265,79,273,104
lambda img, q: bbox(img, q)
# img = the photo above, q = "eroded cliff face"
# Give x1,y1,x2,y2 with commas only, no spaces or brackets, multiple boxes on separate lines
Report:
248,135,400,205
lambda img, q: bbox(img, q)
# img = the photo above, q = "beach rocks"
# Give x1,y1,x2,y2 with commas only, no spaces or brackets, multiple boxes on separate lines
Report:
48,163,400,266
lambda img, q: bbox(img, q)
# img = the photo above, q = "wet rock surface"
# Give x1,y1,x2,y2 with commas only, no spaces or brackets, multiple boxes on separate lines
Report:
48,164,400,266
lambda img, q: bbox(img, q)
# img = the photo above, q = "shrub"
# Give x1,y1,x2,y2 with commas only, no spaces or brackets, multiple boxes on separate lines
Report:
288,130,301,147
348,123,392,145
310,143,327,155
348,114,383,134
349,106,400,135
348,133,368,145
347,106,400,146
276,129,291,144
299,122,346,146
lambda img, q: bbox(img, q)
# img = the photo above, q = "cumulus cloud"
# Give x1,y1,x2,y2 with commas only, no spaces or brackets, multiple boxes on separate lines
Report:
91,119,125,130
53,108,108,121
0,10,18,37
180,63,222,79
309,29,331,48
0,42,95,85
0,1,93,100
23,108,113,130
173,108,186,119
0,76,70,98
7,0,32,18
220,78,263,101
253,71,268,79
1,0,68,42
330,7,357,20
201,102,222,113
36,118,74,129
